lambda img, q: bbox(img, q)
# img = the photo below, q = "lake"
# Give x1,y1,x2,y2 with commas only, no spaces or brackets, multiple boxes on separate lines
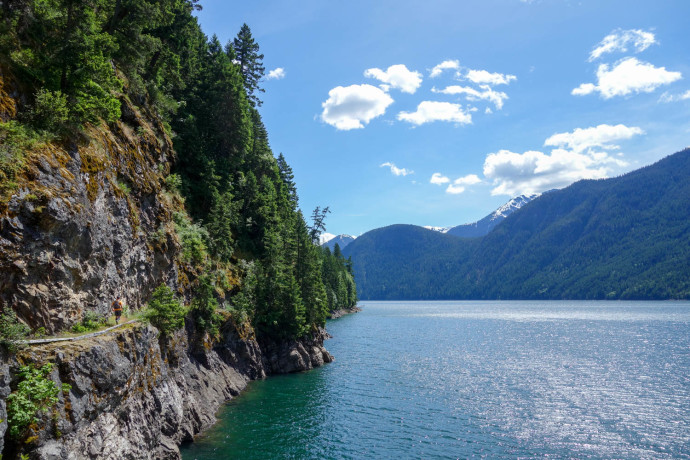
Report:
181,301,690,459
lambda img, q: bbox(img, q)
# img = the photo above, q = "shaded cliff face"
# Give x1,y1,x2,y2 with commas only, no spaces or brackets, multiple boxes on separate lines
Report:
0,97,183,333
1,320,332,459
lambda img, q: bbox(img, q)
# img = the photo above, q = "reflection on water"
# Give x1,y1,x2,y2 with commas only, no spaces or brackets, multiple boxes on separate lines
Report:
182,301,690,459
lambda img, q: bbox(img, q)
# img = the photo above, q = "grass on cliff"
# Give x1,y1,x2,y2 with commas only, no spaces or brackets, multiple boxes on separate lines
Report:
0,120,52,198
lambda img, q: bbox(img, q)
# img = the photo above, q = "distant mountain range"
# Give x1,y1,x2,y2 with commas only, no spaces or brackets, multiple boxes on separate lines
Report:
445,194,539,238
319,233,356,251
343,149,690,300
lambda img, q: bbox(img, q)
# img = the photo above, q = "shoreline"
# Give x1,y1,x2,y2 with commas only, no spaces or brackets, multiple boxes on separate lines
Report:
328,305,362,319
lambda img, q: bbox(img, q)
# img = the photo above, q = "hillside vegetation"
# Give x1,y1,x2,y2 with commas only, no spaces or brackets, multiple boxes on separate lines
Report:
0,0,356,339
345,149,690,300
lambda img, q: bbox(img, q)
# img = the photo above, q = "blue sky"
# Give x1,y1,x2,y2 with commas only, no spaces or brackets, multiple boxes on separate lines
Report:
196,0,690,236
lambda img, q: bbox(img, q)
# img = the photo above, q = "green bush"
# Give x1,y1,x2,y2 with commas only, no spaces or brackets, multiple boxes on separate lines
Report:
190,275,221,336
29,88,69,132
0,311,30,352
143,285,187,335
165,173,182,192
71,311,107,333
6,363,71,439
173,212,209,266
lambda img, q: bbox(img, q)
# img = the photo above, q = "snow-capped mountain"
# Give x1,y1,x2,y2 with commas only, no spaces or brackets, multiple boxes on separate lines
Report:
445,194,540,238
319,232,337,245
423,226,450,233
320,234,357,251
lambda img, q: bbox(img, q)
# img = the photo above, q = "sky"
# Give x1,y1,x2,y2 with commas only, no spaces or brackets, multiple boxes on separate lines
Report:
195,0,690,237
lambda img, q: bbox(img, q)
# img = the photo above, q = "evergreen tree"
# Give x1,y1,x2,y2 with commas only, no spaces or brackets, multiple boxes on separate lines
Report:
232,23,265,107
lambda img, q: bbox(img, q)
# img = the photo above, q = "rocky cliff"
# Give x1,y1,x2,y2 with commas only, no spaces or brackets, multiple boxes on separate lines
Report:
0,89,183,333
0,320,332,459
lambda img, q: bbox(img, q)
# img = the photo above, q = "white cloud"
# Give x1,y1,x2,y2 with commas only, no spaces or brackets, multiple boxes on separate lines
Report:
446,174,481,194
659,90,690,103
380,162,413,176
544,124,644,153
430,60,460,78
397,101,472,126
266,67,286,80
589,29,657,62
364,64,423,94
464,69,517,86
572,57,682,99
483,123,643,196
321,84,394,130
434,85,509,110
430,173,450,185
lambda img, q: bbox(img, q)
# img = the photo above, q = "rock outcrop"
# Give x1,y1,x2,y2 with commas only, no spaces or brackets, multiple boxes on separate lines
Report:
0,97,182,334
1,320,332,459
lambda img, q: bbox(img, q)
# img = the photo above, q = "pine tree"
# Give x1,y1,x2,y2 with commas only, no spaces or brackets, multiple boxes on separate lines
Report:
232,23,265,107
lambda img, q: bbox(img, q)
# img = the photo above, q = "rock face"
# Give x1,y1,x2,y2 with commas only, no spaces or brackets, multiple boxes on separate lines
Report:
0,98,182,333
1,321,332,459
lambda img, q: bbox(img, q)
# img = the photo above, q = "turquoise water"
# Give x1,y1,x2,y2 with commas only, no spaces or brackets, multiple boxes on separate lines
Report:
181,301,690,459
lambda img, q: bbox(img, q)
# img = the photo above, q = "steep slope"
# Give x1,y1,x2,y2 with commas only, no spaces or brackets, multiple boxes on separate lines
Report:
0,98,183,333
446,194,538,238
345,149,690,300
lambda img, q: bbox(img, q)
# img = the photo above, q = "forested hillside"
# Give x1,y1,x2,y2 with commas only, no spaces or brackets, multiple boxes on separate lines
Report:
0,0,356,340
345,149,690,300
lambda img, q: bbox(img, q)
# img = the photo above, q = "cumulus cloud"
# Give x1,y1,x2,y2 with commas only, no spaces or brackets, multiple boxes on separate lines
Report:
397,101,472,126
433,85,509,110
572,57,682,99
483,124,643,196
544,124,645,153
430,173,450,185
266,67,286,80
430,60,460,78
589,29,657,62
364,64,423,94
463,69,517,86
446,174,481,194
659,90,690,103
321,84,394,130
380,162,413,176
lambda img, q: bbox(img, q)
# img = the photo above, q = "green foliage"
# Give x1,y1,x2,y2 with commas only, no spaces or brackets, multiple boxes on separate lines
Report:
71,311,107,333
143,284,187,335
173,211,209,266
165,173,182,192
6,363,71,440
232,23,265,107
0,311,30,352
190,275,221,336
29,88,69,131
0,2,361,342
0,121,48,196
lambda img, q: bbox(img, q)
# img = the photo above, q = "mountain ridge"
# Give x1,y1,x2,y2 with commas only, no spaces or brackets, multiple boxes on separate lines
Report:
344,149,690,300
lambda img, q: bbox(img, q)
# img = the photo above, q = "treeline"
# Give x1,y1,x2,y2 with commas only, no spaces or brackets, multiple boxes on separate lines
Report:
0,0,356,339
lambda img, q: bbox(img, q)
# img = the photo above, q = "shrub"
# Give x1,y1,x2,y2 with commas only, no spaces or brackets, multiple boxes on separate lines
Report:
29,88,69,132
173,212,209,266
143,285,187,335
190,275,221,337
0,311,30,352
6,363,71,439
165,173,182,192
71,311,106,333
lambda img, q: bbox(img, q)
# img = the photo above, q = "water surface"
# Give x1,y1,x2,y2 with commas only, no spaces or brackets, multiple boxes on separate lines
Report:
181,301,690,459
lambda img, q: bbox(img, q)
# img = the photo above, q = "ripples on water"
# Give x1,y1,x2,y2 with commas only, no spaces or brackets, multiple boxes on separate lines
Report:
181,301,690,459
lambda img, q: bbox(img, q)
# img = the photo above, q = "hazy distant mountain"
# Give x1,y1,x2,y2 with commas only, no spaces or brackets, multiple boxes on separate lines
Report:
320,233,356,250
446,194,539,238
344,148,690,300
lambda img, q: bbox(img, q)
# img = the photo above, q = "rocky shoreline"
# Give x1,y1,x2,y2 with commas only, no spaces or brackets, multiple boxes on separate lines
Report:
328,306,362,319
0,320,332,459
